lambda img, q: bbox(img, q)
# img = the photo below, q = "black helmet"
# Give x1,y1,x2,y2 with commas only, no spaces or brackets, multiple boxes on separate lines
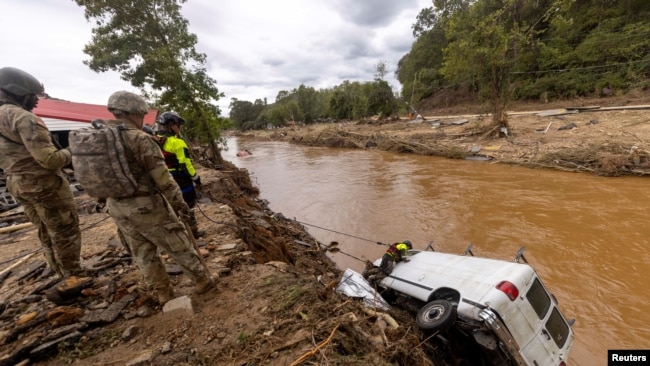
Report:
157,111,185,125
0,67,44,111
403,240,412,249
0,67,43,97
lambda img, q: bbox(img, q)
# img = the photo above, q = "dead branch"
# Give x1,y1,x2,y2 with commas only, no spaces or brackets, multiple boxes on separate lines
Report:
290,324,340,366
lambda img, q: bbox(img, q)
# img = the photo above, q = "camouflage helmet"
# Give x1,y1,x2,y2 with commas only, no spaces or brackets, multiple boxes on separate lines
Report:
0,67,44,97
157,111,185,125
107,91,148,115
403,240,413,249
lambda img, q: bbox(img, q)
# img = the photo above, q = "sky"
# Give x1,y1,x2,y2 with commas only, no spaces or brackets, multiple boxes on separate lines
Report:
1,0,431,115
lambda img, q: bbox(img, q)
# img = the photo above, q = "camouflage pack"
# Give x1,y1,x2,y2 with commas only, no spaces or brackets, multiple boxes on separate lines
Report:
69,119,139,198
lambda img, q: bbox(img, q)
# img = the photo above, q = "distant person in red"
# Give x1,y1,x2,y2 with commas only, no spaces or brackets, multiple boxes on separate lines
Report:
236,149,252,157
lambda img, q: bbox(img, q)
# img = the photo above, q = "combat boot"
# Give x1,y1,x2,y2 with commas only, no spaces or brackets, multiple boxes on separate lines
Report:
66,267,90,278
192,228,206,238
194,275,215,294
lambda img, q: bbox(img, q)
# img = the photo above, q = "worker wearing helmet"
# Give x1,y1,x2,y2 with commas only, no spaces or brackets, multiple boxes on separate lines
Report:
0,67,83,277
379,240,413,275
155,111,204,238
102,91,215,304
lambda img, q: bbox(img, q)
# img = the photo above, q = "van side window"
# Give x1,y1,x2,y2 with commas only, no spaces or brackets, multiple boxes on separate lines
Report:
525,277,551,319
546,307,570,348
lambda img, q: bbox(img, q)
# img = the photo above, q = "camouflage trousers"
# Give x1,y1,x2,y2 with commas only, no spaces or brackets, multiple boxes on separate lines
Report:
106,193,208,292
379,253,395,275
180,186,201,234
8,173,81,276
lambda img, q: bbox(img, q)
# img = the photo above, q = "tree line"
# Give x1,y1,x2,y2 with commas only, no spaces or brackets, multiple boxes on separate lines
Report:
73,0,650,136
233,0,650,132
229,77,398,131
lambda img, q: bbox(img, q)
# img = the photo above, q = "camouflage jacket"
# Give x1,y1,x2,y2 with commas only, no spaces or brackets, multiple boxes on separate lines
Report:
0,101,71,176
105,119,187,211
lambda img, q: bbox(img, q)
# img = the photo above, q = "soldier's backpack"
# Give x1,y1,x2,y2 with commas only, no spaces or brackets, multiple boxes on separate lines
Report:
68,119,140,198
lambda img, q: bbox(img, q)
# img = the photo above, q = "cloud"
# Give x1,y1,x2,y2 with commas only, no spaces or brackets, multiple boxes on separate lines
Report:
2,0,429,114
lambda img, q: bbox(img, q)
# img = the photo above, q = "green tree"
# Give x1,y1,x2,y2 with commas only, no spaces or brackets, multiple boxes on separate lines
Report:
74,0,227,162
441,0,533,133
276,90,290,103
294,84,319,123
229,98,255,130
396,24,447,107
374,61,389,80
367,80,398,118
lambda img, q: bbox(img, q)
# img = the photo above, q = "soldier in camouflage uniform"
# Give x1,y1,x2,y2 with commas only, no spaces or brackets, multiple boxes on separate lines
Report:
101,91,215,304
0,67,82,276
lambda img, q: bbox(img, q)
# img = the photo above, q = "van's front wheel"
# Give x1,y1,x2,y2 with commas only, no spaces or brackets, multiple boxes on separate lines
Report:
416,299,456,333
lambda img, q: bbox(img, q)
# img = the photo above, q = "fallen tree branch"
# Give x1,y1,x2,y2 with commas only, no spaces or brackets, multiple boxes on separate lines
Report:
0,222,33,234
290,324,340,366
362,308,399,329
0,251,38,277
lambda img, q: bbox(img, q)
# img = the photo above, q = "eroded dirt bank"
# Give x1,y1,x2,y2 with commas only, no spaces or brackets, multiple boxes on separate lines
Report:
0,160,451,366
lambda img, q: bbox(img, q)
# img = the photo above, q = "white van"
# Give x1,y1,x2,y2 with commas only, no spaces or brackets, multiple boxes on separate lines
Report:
371,247,574,366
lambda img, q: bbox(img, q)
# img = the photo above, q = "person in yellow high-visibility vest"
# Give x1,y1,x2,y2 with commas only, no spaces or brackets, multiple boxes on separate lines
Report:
379,240,413,275
155,111,204,238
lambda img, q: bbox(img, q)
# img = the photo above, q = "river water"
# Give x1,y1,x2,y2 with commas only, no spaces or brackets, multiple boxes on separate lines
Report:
223,137,650,366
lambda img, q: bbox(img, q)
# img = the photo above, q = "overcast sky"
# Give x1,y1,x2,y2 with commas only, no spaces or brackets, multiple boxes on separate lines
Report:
2,0,430,115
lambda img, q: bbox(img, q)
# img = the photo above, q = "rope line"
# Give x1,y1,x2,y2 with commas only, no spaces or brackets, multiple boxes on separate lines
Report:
293,220,389,247
193,198,383,265
195,201,243,231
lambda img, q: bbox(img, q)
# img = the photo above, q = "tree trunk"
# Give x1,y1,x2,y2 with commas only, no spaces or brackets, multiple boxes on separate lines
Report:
491,67,509,136
191,100,224,166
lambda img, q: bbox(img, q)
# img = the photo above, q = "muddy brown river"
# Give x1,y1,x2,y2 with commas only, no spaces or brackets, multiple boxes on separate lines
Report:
225,137,650,366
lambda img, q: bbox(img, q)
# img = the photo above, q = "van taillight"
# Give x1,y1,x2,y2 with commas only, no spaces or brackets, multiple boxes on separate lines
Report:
496,281,519,301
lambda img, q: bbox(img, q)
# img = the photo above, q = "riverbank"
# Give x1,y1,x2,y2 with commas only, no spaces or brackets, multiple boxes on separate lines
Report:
236,96,650,177
1,160,450,365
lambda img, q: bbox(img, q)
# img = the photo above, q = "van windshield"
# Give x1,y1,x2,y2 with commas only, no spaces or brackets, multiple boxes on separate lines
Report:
525,277,551,319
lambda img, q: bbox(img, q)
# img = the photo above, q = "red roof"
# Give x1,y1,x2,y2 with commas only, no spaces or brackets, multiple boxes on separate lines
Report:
33,98,158,125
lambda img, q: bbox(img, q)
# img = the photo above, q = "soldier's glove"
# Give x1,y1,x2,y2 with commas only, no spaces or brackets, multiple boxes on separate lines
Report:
193,175,202,190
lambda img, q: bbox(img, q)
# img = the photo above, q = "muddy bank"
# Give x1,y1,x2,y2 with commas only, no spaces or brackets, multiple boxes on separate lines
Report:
0,160,455,366
236,103,650,177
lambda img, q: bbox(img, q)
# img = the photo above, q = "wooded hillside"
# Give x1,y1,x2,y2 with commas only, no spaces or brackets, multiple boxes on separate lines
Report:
230,1,650,130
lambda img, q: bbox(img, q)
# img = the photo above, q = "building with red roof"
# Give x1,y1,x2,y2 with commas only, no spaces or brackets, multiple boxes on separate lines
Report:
33,98,158,131
31,97,158,148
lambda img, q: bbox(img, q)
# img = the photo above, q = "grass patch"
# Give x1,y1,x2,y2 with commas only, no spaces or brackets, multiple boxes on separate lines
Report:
270,285,306,312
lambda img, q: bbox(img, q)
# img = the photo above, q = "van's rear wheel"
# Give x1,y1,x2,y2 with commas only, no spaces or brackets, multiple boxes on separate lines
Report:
416,299,456,333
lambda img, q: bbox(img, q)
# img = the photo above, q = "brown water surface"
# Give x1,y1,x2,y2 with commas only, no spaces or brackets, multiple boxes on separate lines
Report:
226,138,650,366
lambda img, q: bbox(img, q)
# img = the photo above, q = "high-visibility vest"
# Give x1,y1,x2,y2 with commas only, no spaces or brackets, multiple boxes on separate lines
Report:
156,134,197,177
386,242,409,261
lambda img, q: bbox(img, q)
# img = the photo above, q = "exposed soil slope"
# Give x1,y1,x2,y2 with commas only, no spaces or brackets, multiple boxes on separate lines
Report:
1,161,446,366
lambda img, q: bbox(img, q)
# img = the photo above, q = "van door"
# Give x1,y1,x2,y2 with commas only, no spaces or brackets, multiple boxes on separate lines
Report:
519,277,573,365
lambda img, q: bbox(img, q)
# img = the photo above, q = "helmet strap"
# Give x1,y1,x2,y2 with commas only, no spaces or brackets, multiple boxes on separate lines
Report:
22,94,38,111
